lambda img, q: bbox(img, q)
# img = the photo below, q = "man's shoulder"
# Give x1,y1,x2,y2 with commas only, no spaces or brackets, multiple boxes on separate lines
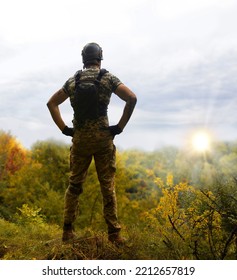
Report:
62,76,76,96
104,71,123,90
63,68,122,94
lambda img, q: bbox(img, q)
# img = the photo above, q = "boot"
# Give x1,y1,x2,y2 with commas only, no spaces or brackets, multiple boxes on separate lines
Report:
108,232,126,247
62,223,76,242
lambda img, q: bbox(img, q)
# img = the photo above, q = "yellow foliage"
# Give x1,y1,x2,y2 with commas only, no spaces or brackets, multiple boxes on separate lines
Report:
166,173,173,187
145,169,155,178
141,175,225,259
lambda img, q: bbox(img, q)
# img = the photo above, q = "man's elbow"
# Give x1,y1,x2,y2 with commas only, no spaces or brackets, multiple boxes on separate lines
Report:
46,99,54,111
46,100,51,109
130,94,137,106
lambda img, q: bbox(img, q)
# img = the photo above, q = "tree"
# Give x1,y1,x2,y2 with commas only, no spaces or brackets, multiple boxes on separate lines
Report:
142,174,237,259
30,140,70,193
0,130,27,179
0,130,29,219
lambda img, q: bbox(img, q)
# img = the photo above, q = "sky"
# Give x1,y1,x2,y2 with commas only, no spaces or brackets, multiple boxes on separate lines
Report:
0,0,237,151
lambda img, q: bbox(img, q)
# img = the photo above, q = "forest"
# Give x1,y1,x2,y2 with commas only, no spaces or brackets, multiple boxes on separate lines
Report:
0,129,237,260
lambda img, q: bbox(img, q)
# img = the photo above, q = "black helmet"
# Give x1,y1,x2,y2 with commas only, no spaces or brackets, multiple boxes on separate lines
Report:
81,42,103,64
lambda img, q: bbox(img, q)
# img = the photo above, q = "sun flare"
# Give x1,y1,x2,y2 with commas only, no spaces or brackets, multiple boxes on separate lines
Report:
192,131,211,152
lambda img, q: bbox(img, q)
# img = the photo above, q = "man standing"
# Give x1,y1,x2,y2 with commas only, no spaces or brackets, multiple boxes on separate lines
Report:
47,42,137,245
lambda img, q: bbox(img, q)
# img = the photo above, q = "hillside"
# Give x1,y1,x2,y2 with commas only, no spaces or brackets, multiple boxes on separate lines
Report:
0,130,237,260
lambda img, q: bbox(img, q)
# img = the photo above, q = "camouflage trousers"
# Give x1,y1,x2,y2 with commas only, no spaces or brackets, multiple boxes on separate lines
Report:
63,128,121,234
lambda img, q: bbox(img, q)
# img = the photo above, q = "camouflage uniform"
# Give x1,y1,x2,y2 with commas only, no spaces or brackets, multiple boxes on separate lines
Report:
62,68,122,234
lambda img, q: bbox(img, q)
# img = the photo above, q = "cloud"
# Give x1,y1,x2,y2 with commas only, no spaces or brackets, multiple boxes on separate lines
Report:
1,0,237,150
130,48,237,144
2,43,237,151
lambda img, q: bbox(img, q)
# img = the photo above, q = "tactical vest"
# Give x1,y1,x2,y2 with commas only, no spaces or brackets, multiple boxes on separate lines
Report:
72,69,108,127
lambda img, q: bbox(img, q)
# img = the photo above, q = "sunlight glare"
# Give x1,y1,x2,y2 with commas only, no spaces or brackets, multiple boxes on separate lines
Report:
192,131,210,152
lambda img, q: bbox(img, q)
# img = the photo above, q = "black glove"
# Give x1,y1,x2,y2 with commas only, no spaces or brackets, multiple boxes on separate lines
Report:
62,126,74,137
108,124,123,138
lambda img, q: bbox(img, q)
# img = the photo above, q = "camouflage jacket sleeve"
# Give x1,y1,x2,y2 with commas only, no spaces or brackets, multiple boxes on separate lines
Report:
107,73,123,92
62,77,75,96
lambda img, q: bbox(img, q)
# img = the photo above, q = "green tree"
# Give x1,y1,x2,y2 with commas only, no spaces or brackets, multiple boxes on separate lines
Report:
31,140,70,193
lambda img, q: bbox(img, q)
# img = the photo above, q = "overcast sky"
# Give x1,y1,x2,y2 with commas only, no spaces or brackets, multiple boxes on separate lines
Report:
1,0,237,151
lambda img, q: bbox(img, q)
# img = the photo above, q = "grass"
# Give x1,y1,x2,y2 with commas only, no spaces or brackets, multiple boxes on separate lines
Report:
0,218,149,260
0,216,172,260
